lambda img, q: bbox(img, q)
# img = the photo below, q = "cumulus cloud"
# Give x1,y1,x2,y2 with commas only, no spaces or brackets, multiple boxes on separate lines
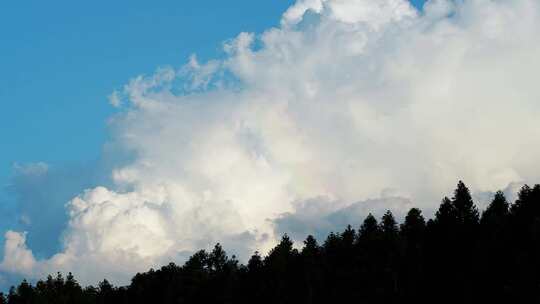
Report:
1,231,36,274
2,0,540,286
282,0,416,27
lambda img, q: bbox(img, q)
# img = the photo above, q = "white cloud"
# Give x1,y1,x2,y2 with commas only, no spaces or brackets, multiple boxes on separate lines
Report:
0,231,36,274
281,0,416,27
282,0,325,26
2,0,540,286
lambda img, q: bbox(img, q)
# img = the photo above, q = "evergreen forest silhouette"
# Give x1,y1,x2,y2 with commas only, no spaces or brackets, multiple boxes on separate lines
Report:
3,181,540,303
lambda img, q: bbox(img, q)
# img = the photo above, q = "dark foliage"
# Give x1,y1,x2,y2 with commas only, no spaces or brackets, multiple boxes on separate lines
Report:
4,181,540,303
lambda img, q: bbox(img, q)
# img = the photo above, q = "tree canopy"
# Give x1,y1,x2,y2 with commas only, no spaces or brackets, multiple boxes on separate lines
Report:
4,181,540,303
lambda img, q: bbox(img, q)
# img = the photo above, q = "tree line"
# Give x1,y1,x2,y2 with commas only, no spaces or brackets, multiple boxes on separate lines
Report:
3,181,540,303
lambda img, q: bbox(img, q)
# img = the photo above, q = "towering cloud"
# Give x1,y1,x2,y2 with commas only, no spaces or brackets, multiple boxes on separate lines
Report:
2,0,540,285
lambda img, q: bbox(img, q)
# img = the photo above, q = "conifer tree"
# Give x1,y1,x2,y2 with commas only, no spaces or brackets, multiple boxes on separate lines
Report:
341,225,356,248
400,208,426,301
401,208,425,242
302,235,320,258
481,191,509,227
434,197,457,227
301,235,322,304
510,185,537,221
452,181,479,226
266,234,295,260
357,213,380,243
265,234,297,274
478,191,512,302
247,252,263,273
381,210,399,238
323,232,340,251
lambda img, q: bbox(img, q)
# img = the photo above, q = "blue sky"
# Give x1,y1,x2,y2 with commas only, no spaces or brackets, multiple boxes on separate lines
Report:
0,0,425,228
0,0,295,181
0,0,298,234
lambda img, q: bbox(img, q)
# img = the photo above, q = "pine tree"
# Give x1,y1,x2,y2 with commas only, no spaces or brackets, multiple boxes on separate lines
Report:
452,181,479,226
323,232,340,251
301,235,322,304
381,210,399,238
264,235,299,303
400,208,426,301
302,235,320,258
434,197,457,227
510,184,540,222
478,191,511,302
357,213,380,243
341,225,356,248
481,191,509,227
401,208,426,242
267,234,295,259
265,234,297,273
247,251,264,273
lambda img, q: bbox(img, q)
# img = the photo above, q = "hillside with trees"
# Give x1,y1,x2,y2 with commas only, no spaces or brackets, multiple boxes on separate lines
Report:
3,181,540,303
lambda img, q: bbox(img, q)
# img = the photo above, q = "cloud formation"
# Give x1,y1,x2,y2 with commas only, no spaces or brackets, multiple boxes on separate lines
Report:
2,0,540,286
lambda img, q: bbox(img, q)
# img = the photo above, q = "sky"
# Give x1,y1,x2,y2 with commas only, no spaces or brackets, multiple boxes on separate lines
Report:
0,0,296,287
2,0,540,289
0,0,297,258
0,0,296,189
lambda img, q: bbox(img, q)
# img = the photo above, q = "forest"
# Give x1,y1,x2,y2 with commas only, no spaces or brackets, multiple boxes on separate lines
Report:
2,181,540,303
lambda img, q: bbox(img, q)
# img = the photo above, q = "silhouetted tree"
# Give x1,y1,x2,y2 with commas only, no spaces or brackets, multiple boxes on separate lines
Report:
263,235,300,303
208,243,227,273
400,208,426,300
478,191,512,302
6,181,540,304
300,235,322,304
481,191,509,227
302,235,320,258
453,181,480,227
341,225,356,248
401,208,425,243
247,251,263,273
97,279,115,304
434,197,457,228
357,213,380,243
